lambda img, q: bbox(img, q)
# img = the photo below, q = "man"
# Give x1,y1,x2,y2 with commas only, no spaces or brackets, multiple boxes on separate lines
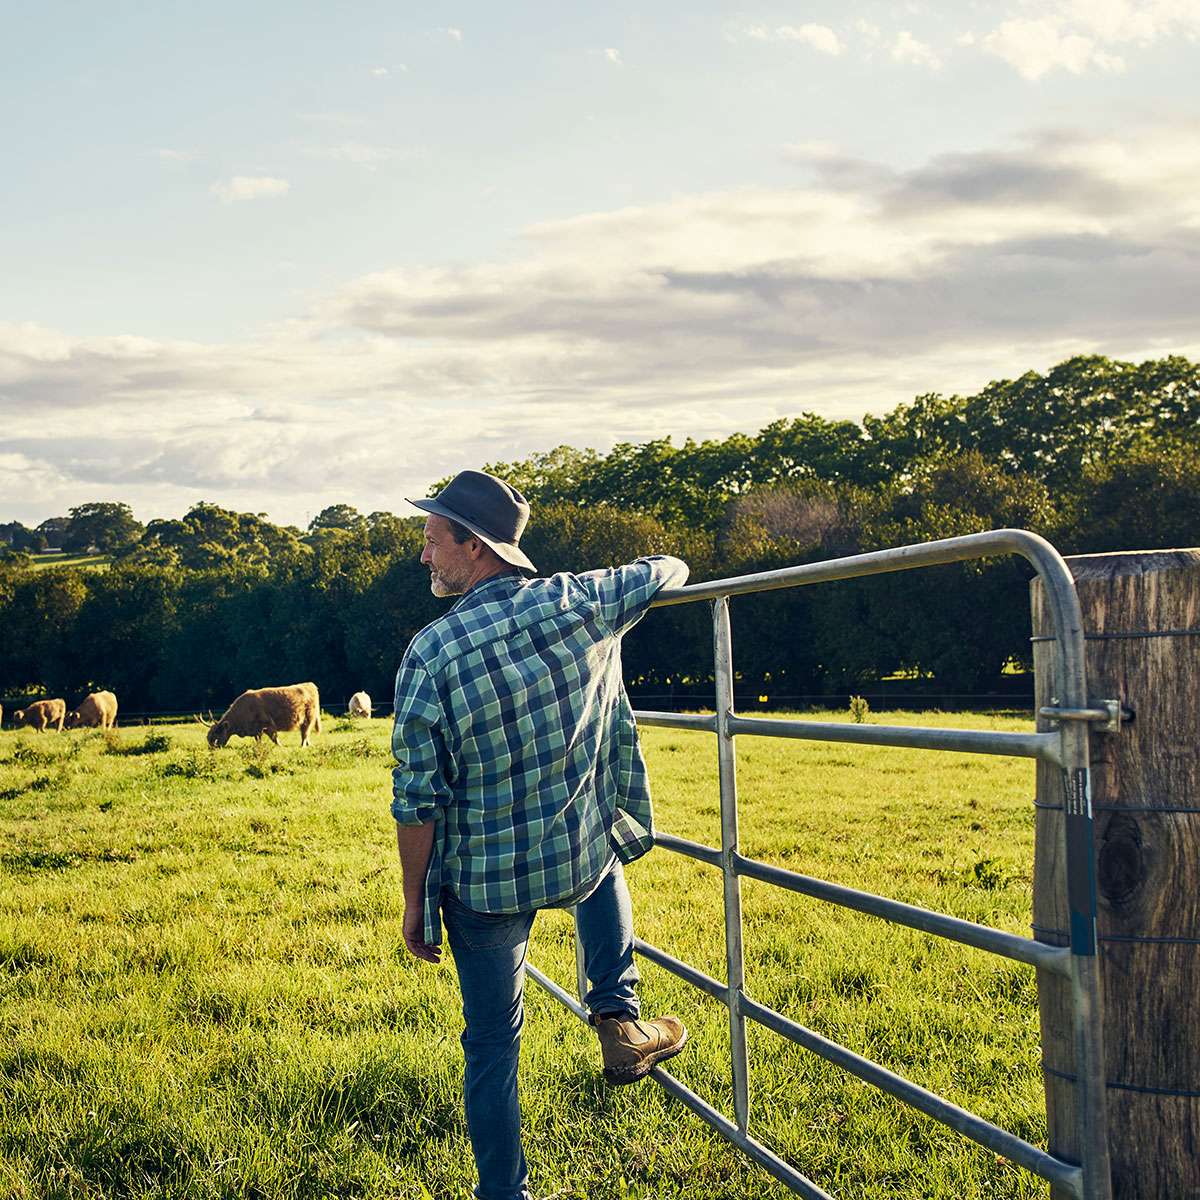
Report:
391,469,690,1200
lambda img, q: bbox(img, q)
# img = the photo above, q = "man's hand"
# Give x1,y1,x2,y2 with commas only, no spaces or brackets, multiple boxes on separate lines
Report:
396,820,440,963
402,902,442,963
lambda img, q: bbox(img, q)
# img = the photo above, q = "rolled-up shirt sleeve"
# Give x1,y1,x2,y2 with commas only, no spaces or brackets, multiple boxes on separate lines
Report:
579,555,690,636
391,659,452,826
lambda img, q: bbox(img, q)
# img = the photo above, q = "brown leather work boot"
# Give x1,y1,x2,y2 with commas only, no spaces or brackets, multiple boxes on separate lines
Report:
590,1012,688,1084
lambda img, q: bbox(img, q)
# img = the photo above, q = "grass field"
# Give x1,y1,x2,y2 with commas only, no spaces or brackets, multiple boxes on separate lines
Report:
0,712,1051,1200
26,553,111,573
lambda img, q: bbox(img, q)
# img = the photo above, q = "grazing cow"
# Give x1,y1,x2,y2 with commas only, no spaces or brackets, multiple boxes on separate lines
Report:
13,698,67,733
347,691,372,719
207,682,321,748
65,690,119,730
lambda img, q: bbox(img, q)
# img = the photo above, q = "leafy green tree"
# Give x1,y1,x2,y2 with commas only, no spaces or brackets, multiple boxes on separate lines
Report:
62,502,143,553
134,503,307,571
844,455,1057,689
72,564,180,707
0,568,89,695
35,516,71,548
0,522,47,552
1066,442,1200,554
364,511,417,557
308,504,367,534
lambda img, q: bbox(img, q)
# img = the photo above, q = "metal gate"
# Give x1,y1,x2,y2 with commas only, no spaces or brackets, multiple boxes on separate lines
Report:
526,528,1113,1200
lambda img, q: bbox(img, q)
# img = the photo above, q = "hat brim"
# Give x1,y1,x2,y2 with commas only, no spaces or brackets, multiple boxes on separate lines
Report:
407,497,536,573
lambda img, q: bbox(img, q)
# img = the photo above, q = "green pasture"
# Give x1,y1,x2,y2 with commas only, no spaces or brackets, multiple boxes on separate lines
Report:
1,712,1049,1199
25,553,111,574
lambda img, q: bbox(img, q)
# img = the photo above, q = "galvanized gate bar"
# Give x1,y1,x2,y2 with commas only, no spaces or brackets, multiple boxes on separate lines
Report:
654,830,1070,973
713,595,752,1135
735,854,1073,976
649,527,1083,607
635,711,719,733
650,1066,838,1200
654,831,724,868
526,529,1112,1200
727,713,1060,763
526,961,838,1200
740,996,1085,1197
632,936,728,1001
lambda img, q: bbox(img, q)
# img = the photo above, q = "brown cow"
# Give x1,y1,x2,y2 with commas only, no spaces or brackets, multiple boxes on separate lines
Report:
65,690,119,730
207,682,321,748
13,698,67,733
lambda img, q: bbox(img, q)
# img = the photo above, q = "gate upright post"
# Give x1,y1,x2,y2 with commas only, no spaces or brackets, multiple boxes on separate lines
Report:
1034,550,1200,1199
713,596,751,1133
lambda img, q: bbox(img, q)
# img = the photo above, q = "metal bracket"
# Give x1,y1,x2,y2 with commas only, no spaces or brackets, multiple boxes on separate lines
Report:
1039,699,1125,734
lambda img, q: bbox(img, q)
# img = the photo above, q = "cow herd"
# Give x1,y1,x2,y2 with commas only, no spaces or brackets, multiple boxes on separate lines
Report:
0,691,117,733
1,684,375,746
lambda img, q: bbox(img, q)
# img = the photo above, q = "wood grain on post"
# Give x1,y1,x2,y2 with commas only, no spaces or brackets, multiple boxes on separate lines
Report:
1032,549,1200,1199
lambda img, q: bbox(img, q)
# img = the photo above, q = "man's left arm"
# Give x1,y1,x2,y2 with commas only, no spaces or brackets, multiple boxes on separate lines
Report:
392,659,451,963
395,820,439,962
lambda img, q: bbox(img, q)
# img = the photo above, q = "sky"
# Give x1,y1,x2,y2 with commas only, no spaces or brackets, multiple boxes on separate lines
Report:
2,0,1199,529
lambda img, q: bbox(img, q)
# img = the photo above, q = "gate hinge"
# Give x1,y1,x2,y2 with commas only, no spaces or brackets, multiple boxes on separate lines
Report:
1038,699,1129,734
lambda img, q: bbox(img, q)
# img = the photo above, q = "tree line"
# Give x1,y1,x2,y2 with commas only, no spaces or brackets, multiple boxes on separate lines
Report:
2,353,1197,714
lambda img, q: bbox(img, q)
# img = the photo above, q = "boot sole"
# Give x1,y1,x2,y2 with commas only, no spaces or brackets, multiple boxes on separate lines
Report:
602,1029,688,1085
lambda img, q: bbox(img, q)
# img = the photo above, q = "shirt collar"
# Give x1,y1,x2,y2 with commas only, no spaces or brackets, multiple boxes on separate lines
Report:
448,571,522,614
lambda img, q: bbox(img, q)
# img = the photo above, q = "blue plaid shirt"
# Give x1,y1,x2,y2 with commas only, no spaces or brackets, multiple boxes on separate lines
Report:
391,556,689,944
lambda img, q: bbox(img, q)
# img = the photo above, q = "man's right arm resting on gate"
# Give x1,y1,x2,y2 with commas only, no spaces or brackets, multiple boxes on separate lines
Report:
391,657,450,964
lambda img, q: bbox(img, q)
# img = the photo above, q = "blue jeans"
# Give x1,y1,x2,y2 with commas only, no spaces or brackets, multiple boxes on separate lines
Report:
441,860,640,1200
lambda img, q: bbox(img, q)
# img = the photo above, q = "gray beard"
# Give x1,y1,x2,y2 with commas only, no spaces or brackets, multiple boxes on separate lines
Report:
429,570,466,598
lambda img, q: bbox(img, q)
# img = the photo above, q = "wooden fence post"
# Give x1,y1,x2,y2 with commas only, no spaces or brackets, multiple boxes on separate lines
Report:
1032,549,1200,1198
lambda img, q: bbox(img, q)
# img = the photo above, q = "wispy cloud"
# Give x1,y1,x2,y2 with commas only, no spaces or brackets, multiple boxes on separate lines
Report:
156,148,196,163
302,143,412,168
370,66,389,77
210,176,291,204
443,26,463,42
892,30,942,69
604,47,623,65
6,121,1200,524
744,23,844,55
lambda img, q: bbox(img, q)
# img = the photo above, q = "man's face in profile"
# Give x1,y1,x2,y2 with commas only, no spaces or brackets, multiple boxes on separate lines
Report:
421,515,473,597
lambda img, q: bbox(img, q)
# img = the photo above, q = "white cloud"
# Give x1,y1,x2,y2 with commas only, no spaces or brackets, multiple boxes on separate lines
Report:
604,47,622,65
977,1,1198,78
1063,0,1200,43
984,18,1125,78
370,66,389,77
5,121,1200,525
156,148,196,162
445,26,463,41
745,23,844,55
891,30,942,68
210,176,291,204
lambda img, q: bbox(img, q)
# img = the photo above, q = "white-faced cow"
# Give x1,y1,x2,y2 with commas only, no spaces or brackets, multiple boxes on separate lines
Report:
207,682,321,748
65,690,119,730
347,691,372,719
13,698,67,733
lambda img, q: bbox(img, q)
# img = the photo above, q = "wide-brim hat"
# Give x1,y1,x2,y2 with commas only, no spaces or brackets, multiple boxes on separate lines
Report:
407,469,536,573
